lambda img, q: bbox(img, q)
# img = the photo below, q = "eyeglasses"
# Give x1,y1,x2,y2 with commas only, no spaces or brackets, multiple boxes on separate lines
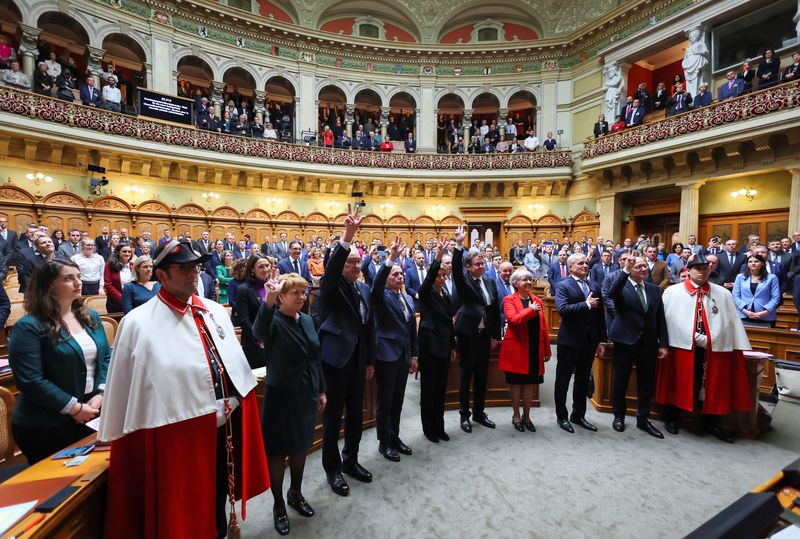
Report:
285,289,307,297
171,263,203,274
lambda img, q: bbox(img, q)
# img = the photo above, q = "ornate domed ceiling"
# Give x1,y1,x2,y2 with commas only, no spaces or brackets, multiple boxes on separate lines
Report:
262,0,624,43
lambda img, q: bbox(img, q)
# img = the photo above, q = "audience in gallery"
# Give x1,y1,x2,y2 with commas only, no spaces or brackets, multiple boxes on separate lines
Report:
593,114,609,138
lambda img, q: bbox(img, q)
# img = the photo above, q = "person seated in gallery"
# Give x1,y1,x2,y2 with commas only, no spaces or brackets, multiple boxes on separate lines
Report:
718,71,744,101
610,114,626,133
593,114,609,137
2,60,30,89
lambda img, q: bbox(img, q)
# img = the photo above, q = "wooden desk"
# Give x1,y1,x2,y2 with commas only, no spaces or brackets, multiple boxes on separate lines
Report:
1,435,107,539
444,349,540,410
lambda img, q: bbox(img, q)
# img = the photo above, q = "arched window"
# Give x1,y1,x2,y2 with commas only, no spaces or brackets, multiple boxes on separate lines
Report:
477,28,498,42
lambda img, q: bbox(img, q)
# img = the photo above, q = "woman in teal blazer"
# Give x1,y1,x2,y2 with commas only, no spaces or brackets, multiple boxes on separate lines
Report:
9,258,111,464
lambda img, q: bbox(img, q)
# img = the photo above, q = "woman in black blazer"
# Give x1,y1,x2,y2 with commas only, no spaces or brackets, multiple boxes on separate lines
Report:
417,240,457,443
235,253,272,368
593,114,609,138
253,273,326,535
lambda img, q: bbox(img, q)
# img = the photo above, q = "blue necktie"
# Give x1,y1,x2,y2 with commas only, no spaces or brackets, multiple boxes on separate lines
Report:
579,280,589,298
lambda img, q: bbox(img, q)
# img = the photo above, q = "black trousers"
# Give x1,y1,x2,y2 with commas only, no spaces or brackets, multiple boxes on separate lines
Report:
81,281,100,295
374,359,409,443
419,352,450,436
12,421,94,465
457,330,491,419
554,343,596,421
612,338,656,419
321,353,365,473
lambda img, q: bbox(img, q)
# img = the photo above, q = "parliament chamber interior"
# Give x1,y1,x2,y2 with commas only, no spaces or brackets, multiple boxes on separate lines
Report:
0,0,799,536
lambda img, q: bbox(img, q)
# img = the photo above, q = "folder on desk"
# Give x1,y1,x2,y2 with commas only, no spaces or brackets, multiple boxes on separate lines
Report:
0,475,80,509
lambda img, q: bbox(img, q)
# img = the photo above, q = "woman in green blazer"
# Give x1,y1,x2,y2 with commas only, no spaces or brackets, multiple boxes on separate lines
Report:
216,250,234,304
9,258,111,464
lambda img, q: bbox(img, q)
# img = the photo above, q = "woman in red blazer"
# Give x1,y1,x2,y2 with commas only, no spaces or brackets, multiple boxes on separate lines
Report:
499,269,551,432
103,243,134,313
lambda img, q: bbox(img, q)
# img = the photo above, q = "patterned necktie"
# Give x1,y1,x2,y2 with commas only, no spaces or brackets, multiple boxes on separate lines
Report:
579,280,589,298
635,284,646,309
397,291,409,320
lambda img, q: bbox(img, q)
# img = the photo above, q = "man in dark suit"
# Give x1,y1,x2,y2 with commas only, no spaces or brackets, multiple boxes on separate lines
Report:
756,48,780,89
706,254,724,286
790,231,800,255
644,246,670,291
619,96,634,125
318,207,374,495
554,253,606,433
626,98,646,127
633,83,651,111
404,250,427,302
260,237,274,258
18,234,58,293
718,71,744,101
193,230,211,255
716,238,747,290
371,236,418,462
158,229,173,246
360,246,383,288
0,216,18,260
590,250,618,285
197,271,216,301
273,233,290,260
666,83,693,116
404,133,417,153
79,76,101,107
94,225,111,260
452,225,501,433
495,261,514,328
766,240,791,292
605,256,668,438
547,249,569,296
699,235,722,257
441,253,459,308
277,241,312,286
232,240,249,260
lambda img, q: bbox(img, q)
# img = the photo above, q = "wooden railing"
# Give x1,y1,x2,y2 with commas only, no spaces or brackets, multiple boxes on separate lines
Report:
0,87,573,171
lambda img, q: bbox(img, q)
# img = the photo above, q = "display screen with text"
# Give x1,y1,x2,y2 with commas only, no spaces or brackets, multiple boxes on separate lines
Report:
138,89,193,125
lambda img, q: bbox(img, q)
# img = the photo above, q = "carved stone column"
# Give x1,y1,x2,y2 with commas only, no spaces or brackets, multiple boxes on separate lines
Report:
498,107,509,138
379,106,390,140
85,46,106,88
462,108,473,143
677,179,706,241
211,80,226,118
16,24,42,83
344,103,355,138
788,168,800,234
597,193,622,244
254,89,266,123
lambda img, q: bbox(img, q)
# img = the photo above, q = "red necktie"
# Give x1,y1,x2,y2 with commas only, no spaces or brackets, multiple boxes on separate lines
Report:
561,265,566,278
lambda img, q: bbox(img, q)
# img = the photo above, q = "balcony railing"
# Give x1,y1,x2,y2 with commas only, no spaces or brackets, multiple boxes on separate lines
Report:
581,79,800,160
0,87,573,171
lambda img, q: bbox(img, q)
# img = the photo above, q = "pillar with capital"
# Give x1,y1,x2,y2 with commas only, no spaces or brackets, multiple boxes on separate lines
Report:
677,180,706,241
379,106,390,140
16,24,42,83
462,109,473,144
498,107,509,138
597,193,622,243
344,103,355,138
254,89,266,123
210,80,226,118
84,46,106,88
789,168,800,234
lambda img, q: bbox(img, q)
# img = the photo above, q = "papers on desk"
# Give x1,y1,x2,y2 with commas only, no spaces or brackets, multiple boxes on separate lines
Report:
84,417,101,432
744,351,774,360
771,524,800,538
0,500,37,534
252,366,267,379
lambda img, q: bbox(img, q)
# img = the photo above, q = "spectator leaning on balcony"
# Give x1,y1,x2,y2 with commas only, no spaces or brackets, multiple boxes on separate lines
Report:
694,83,712,108
593,114,609,138
0,35,17,69
2,61,30,90
102,76,122,113
737,61,755,93
633,82,651,112
200,109,221,132
783,52,800,82
44,51,61,80
251,116,265,139
196,96,210,126
264,122,278,140
625,99,645,127
756,49,781,89
233,113,251,137
719,71,744,101
543,132,557,151
610,114,626,133
666,83,692,116
404,132,417,153
55,67,78,102
523,131,539,151
380,135,393,152
33,62,53,96
653,82,668,110
620,96,634,124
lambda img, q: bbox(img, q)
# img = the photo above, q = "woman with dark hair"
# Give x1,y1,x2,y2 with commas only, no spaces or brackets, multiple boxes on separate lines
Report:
733,254,781,327
120,255,160,313
670,73,685,94
236,254,273,368
665,242,684,267
8,259,111,463
756,49,781,89
51,229,64,252
103,243,134,313
226,258,249,319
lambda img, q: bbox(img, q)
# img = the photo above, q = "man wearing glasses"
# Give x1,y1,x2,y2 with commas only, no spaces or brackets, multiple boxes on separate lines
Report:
71,239,105,295
99,240,269,538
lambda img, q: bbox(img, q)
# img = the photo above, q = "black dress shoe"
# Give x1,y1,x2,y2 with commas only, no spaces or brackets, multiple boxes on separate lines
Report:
378,443,401,462
523,419,536,432
392,439,412,455
707,425,734,444
460,419,472,433
438,432,450,441
287,495,315,518
273,510,290,536
512,419,525,432
326,471,350,496
637,420,664,439
424,432,440,443
570,416,598,432
557,419,574,433
342,462,372,483
665,421,680,435
612,417,625,432
473,415,496,428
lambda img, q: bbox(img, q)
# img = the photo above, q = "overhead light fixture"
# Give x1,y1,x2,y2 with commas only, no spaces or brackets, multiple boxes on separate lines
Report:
730,188,757,201
125,185,145,194
26,171,53,186
202,191,220,203
528,203,544,211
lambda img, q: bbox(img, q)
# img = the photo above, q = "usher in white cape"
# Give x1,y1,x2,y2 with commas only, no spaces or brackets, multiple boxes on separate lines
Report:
662,281,751,352
98,294,257,442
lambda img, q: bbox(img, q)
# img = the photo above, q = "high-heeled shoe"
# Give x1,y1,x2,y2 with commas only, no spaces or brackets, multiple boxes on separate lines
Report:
512,419,525,432
523,419,536,432
273,509,290,535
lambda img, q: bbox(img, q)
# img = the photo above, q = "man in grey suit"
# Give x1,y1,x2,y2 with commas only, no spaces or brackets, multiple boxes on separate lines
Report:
58,229,82,259
0,216,18,260
273,232,290,260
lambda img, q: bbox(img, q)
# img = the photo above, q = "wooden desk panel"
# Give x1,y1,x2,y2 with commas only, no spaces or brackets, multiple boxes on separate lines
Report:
444,349,540,410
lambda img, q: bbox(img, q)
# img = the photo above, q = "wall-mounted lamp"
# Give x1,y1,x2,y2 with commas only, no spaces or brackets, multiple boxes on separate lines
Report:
730,188,757,201
26,171,53,186
528,203,544,212
325,201,342,214
267,196,283,211
431,203,445,215
202,191,220,203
